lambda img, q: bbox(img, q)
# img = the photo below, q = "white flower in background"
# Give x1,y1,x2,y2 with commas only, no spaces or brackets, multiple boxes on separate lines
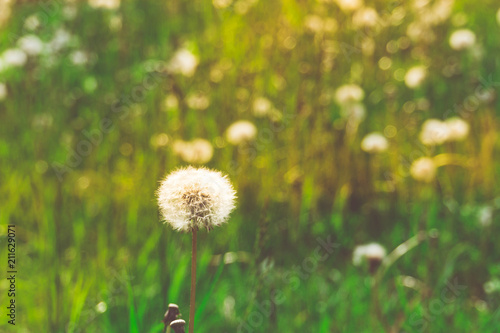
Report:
419,119,449,145
70,50,89,66
225,120,257,145
445,117,469,141
334,84,364,105
48,29,72,52
404,66,427,89
410,157,437,183
304,15,324,33
0,83,7,101
478,206,493,227
88,0,120,9
24,15,40,31
353,243,386,266
157,167,236,232
336,0,363,12
2,49,28,67
449,29,476,50
252,97,273,117
186,92,210,110
352,7,379,28
361,132,388,153
213,0,232,9
18,35,44,56
173,139,214,164
168,48,199,77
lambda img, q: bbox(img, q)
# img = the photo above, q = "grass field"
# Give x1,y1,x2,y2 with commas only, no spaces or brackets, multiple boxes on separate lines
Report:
1,0,500,332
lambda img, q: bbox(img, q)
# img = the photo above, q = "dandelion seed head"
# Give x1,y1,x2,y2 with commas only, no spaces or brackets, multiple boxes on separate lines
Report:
173,139,214,164
449,29,476,50
225,120,257,145
353,243,386,266
445,117,469,141
157,167,237,232
334,84,364,105
18,35,44,56
410,157,437,183
419,119,449,146
168,48,199,77
252,97,273,117
404,66,427,89
2,48,27,67
361,132,388,153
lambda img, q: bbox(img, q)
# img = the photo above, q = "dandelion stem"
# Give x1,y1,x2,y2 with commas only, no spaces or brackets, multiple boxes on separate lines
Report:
189,228,197,333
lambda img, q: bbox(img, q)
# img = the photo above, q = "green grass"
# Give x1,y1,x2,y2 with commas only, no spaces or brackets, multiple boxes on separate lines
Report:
0,0,500,332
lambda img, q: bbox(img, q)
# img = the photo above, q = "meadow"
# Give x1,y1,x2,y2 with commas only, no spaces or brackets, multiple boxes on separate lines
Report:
0,0,500,332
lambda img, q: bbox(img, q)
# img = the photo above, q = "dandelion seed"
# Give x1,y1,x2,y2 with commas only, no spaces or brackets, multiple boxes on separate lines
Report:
445,117,469,141
225,120,257,145
157,167,236,232
404,66,427,89
449,29,476,50
361,132,388,153
410,157,437,183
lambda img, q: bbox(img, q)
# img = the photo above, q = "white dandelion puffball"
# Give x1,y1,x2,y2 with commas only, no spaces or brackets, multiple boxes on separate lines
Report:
352,7,379,28
0,83,6,101
445,117,469,141
410,157,437,183
70,51,89,66
168,48,199,77
361,132,388,153
88,0,121,9
336,0,363,12
334,84,365,105
419,119,449,146
353,243,386,266
157,167,237,232
173,139,214,164
226,120,257,145
18,35,44,56
213,0,232,9
449,29,476,50
2,48,28,67
404,66,427,89
252,97,273,117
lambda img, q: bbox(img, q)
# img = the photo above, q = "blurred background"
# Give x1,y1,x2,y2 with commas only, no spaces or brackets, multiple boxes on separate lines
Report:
0,0,499,331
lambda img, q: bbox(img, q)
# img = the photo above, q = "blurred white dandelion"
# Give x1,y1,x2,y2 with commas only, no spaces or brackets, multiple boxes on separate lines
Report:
24,15,40,31
449,29,476,50
334,84,364,105
18,35,44,56
168,48,199,77
186,92,210,110
156,167,236,231
2,48,28,67
336,0,363,12
419,119,450,145
173,139,214,164
410,157,437,183
70,50,89,66
445,117,469,141
88,0,120,9
404,66,427,89
213,0,232,9
361,132,389,153
352,7,379,28
225,120,257,145
353,243,386,266
252,96,273,117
